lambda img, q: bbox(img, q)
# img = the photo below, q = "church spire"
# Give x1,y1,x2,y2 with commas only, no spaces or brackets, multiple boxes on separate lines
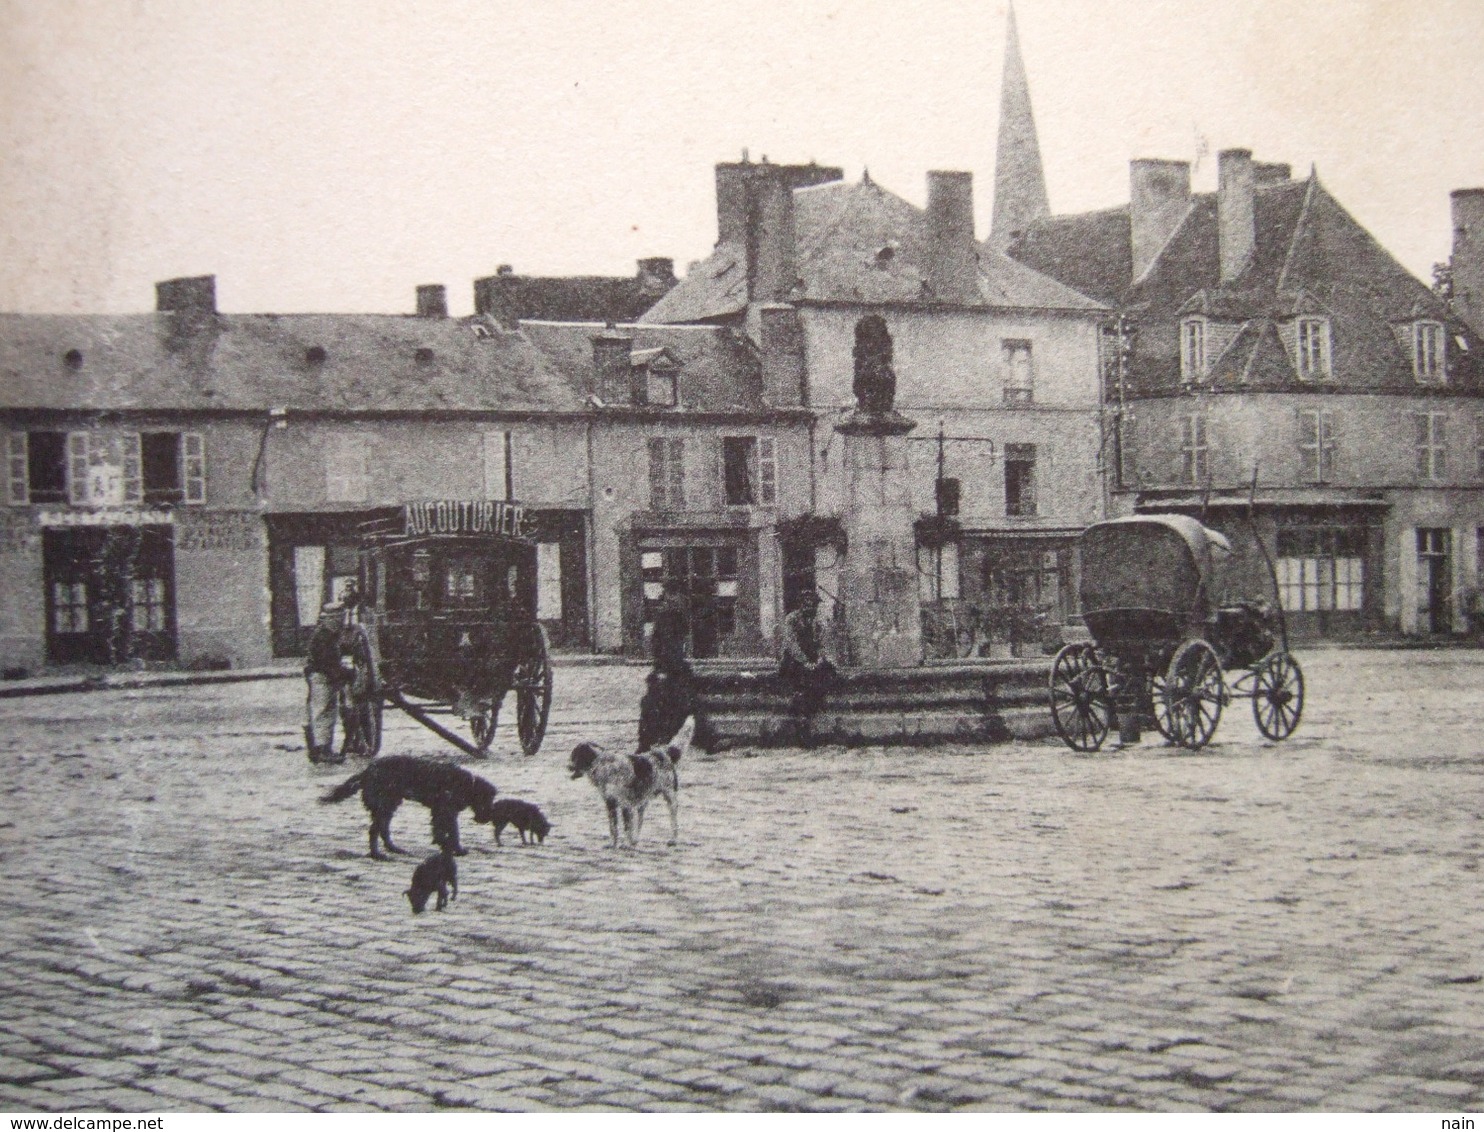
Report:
989,3,1050,248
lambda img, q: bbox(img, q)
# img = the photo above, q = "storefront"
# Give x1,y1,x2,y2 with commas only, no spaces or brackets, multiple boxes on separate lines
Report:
40,513,176,665
621,526,764,659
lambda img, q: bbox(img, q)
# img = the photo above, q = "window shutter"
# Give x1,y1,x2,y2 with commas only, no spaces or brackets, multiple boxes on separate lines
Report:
67,432,90,504
120,433,143,504
1319,410,1335,483
182,433,206,504
1436,414,1448,479
7,433,27,505
1415,413,1430,479
1298,410,1319,483
647,438,667,509
668,438,685,509
758,436,777,506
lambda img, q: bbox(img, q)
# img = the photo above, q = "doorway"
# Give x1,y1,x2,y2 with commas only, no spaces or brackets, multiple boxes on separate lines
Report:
1416,527,1453,634
43,526,176,665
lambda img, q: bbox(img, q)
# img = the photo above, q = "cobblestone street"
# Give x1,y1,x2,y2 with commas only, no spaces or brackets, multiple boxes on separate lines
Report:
1,650,1483,1112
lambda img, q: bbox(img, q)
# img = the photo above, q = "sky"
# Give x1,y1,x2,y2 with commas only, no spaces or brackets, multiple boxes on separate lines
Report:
3,0,1483,315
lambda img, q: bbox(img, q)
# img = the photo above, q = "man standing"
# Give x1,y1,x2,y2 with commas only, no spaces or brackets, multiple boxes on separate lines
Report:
779,589,836,716
304,601,349,764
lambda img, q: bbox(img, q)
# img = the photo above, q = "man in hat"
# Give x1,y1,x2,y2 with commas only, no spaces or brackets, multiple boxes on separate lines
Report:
778,589,836,717
304,600,350,763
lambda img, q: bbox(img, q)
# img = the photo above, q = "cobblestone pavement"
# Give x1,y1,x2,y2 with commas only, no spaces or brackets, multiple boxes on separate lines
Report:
1,650,1482,1112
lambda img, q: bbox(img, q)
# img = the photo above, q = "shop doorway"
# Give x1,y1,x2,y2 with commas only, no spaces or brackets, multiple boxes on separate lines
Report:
43,526,176,665
1417,528,1453,634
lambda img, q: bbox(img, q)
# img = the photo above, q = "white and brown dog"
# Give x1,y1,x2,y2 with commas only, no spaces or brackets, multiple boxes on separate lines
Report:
568,717,693,848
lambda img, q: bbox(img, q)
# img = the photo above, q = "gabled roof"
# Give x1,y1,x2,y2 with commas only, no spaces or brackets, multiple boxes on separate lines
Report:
0,313,768,415
1009,171,1483,393
642,173,1106,322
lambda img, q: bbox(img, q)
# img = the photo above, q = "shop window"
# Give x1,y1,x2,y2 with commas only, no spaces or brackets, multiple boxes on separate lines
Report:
641,544,739,659
1275,526,1365,612
1004,444,1037,516
916,542,960,603
129,577,169,632
51,581,89,633
721,436,777,507
647,438,685,510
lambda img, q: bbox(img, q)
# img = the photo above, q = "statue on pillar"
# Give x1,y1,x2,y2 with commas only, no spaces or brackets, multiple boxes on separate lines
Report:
852,315,897,415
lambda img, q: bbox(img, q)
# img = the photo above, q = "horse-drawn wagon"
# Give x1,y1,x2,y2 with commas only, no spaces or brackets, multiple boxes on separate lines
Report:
334,499,553,758
1049,514,1303,751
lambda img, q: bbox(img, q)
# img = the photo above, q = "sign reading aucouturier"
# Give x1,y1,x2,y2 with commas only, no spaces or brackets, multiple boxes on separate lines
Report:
402,499,527,539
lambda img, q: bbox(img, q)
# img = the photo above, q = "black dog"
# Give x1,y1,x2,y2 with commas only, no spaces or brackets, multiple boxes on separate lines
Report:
406,849,457,913
488,799,551,846
319,755,498,859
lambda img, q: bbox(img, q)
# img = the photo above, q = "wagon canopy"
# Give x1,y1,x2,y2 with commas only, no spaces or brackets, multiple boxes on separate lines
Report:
1078,514,1232,619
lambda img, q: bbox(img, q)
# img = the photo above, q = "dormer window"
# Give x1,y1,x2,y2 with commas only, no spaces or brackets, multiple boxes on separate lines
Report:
1180,318,1207,382
1413,320,1445,385
1297,318,1332,381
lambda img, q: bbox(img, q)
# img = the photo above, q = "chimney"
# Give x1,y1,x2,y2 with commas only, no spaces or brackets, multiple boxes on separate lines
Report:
155,275,217,315
759,304,806,406
751,173,797,303
1452,188,1484,335
415,284,447,318
926,171,979,303
473,271,517,328
592,325,633,404
1129,159,1191,284
636,257,677,296
1254,161,1292,186
712,159,844,294
1218,149,1257,284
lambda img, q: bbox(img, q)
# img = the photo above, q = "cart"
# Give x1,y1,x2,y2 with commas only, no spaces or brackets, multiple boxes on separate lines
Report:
335,500,553,759
1048,513,1303,752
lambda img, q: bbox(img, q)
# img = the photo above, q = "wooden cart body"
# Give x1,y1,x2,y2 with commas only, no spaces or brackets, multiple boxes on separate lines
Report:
338,500,553,758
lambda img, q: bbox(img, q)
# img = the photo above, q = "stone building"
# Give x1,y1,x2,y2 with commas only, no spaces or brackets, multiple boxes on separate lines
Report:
641,17,1112,660
0,275,808,671
1008,152,1484,636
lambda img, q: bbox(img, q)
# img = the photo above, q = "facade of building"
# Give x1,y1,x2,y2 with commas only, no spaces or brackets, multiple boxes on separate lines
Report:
0,276,809,671
1008,150,1484,637
641,19,1112,660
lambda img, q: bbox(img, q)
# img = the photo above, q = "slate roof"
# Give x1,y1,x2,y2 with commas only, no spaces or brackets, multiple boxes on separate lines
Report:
476,272,675,326
0,313,767,415
641,175,1106,322
1007,174,1483,393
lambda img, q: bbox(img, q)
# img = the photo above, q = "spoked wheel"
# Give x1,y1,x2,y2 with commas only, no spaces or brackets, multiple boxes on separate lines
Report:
1252,650,1304,740
513,623,553,757
1049,643,1113,752
468,704,497,753
1149,670,1178,743
1162,639,1224,750
339,624,383,758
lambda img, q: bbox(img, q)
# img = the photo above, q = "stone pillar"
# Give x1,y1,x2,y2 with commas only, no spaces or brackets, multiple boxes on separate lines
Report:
835,409,921,668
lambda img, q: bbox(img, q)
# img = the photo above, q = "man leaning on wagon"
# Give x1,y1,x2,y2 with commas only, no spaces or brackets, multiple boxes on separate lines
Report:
304,599,352,764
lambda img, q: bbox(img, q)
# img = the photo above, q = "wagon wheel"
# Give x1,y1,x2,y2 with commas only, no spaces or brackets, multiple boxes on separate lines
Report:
1049,643,1112,752
1149,669,1178,743
338,624,383,758
468,705,497,753
1252,650,1304,741
1162,639,1224,750
513,623,553,757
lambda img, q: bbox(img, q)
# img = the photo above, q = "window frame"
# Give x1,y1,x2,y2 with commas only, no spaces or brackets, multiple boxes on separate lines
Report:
1297,408,1335,485
1415,411,1448,482
1002,339,1034,406
1296,317,1333,382
1413,320,1446,385
1180,412,1209,485
647,437,686,511
1004,442,1037,517
1180,317,1208,383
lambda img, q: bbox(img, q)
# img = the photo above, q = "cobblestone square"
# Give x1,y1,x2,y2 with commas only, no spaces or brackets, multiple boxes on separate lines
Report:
1,649,1482,1112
